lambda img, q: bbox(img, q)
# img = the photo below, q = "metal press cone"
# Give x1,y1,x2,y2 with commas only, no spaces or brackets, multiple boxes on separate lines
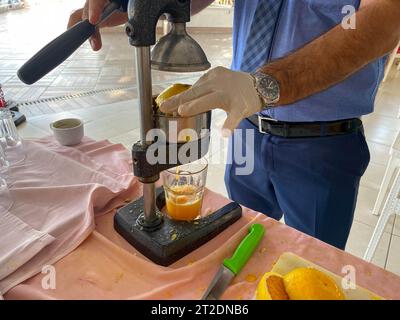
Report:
151,23,211,73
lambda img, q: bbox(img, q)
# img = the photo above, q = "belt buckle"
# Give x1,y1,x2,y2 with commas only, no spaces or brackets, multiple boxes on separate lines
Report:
258,115,278,134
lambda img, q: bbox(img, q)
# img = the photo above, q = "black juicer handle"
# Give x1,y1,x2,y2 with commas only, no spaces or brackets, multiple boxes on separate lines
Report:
18,21,95,85
17,0,125,85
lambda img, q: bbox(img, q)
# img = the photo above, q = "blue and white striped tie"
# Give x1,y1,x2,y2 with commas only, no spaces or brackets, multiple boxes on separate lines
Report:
240,0,284,73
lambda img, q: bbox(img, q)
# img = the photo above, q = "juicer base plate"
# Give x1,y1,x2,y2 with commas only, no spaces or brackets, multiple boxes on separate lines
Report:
114,188,242,266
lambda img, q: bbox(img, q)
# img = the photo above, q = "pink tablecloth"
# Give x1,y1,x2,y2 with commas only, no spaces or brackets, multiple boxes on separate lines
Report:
0,137,140,295
4,138,400,300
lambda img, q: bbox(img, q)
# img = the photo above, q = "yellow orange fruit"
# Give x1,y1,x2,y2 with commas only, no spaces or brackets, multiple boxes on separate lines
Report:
283,268,345,300
256,268,345,300
155,83,192,109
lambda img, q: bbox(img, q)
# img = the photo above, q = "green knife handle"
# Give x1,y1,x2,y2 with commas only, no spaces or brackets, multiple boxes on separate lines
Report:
223,224,265,275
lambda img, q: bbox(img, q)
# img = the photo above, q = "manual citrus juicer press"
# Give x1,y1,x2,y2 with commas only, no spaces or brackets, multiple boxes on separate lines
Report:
17,0,242,266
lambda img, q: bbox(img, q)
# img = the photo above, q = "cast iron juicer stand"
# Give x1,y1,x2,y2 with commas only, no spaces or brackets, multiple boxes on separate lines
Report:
114,0,242,266
17,0,242,267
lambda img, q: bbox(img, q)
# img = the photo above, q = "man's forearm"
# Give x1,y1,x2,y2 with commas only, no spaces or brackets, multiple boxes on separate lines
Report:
260,0,400,106
191,0,215,15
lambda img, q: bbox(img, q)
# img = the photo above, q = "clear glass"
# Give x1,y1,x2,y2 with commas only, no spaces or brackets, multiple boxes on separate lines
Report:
162,159,208,221
0,143,13,214
0,109,25,165
0,141,9,170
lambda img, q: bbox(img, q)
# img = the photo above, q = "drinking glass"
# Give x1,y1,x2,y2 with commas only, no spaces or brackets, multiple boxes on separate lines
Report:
162,159,208,221
0,143,13,214
0,108,25,165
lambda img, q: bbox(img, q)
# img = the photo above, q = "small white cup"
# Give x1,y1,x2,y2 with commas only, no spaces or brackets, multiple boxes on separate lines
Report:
50,118,84,146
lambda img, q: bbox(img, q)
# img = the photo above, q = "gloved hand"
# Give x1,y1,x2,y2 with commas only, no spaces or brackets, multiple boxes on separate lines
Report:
68,0,128,51
160,67,264,136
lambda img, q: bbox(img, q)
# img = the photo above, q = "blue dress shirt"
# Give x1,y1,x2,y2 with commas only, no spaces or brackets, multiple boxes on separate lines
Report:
232,0,386,122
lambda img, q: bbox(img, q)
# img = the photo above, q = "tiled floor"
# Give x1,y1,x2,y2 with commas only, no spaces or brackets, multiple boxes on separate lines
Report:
0,3,230,103
2,5,400,276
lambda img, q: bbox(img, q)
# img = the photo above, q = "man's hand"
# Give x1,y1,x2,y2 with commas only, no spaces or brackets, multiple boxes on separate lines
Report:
68,0,128,51
160,67,263,136
67,0,212,51
259,0,400,106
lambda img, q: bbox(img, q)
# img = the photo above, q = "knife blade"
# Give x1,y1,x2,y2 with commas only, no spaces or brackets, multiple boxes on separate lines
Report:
202,223,265,300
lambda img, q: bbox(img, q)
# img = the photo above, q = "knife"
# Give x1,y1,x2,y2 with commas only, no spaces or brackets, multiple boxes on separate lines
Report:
202,223,265,300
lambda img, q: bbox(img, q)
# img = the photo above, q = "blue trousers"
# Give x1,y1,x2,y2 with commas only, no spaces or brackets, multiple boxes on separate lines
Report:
225,119,370,249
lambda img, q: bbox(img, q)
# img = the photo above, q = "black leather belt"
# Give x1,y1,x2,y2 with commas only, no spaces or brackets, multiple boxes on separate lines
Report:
248,115,363,138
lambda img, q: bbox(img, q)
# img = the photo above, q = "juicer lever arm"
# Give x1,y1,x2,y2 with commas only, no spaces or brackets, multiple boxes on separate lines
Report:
17,0,125,85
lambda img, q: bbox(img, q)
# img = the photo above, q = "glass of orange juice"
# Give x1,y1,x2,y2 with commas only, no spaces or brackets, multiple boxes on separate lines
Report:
162,159,208,221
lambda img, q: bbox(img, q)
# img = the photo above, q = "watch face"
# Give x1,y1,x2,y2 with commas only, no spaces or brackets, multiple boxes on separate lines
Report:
258,74,280,103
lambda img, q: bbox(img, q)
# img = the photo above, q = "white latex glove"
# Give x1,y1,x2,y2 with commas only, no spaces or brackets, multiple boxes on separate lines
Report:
160,67,263,136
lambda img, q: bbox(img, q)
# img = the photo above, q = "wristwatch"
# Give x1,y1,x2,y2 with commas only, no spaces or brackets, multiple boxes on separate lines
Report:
251,72,280,107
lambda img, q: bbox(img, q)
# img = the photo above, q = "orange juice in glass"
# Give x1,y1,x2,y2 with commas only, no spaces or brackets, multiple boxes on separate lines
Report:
163,159,208,221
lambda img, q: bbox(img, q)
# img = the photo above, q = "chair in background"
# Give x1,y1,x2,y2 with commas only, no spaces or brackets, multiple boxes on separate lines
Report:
383,44,400,82
364,168,400,262
372,132,400,217
365,132,400,261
